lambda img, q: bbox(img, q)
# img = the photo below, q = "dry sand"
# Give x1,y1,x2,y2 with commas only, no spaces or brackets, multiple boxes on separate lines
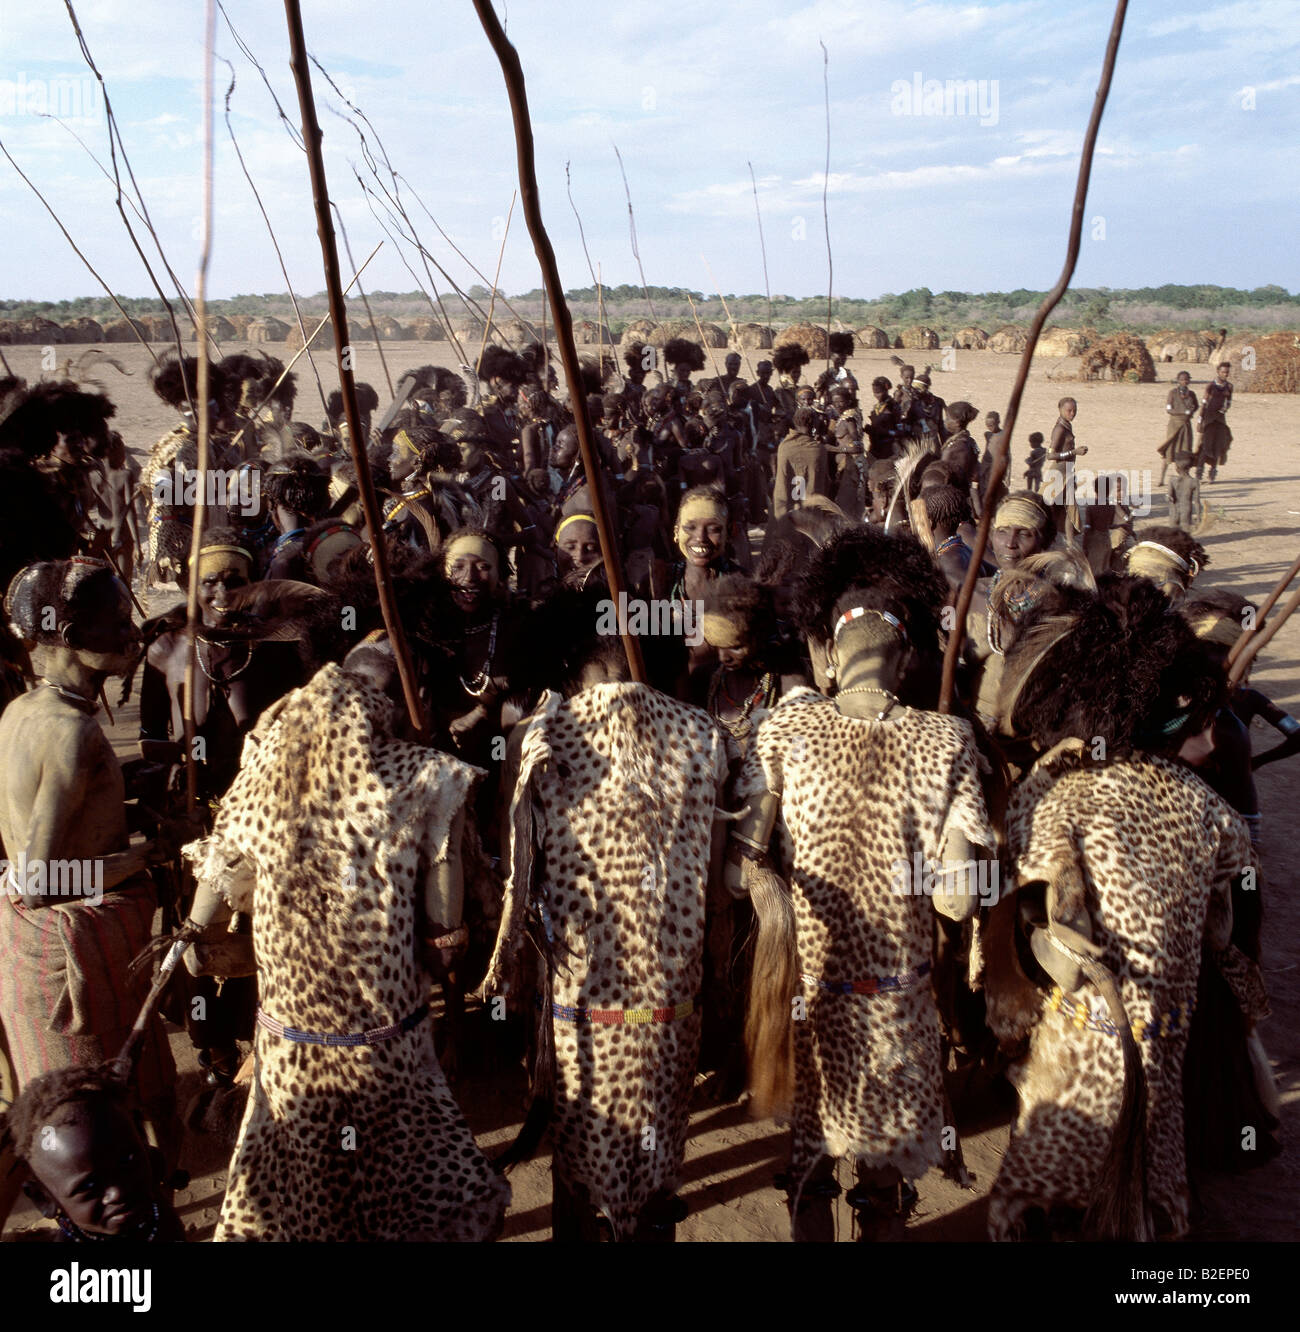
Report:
2,339,1296,1242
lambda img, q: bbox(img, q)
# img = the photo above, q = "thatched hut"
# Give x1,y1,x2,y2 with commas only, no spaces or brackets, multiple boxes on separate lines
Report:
948,326,988,350
225,314,254,338
372,315,409,341
139,314,178,341
732,322,774,350
247,316,290,343
897,325,940,351
1148,330,1215,363
0,320,17,345
4,316,65,345
620,318,657,347
187,314,237,342
1079,333,1156,383
487,316,540,347
855,325,891,349
407,315,446,341
988,325,1028,354
571,319,612,346
102,317,150,344
774,323,829,360
1223,332,1300,393
287,321,334,351
648,319,727,348
61,317,102,343
1036,327,1090,357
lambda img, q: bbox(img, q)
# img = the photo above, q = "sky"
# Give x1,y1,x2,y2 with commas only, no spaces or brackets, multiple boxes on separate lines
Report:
0,1,1297,304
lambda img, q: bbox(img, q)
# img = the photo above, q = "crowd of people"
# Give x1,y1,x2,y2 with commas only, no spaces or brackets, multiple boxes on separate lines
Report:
0,328,1293,1243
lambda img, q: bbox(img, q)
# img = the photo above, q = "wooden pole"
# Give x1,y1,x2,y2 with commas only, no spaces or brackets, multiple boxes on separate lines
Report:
476,191,517,378
938,0,1130,714
1226,550,1300,669
473,0,645,683
1229,579,1300,686
181,0,217,815
283,0,426,734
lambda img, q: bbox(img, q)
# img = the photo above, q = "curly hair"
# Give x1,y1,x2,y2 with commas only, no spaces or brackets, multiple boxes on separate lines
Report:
702,572,776,647
4,1062,132,1162
0,380,116,459
662,338,706,373
1003,572,1225,757
828,331,854,359
477,345,528,386
792,525,947,654
263,454,330,519
772,344,810,375
150,353,225,412
326,383,380,425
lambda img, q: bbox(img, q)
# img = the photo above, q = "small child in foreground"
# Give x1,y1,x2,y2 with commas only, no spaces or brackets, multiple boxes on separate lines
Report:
4,1062,185,1242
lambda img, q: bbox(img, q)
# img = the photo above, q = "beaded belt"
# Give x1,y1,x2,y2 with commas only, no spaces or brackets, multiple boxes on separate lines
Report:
1047,988,1194,1042
546,998,695,1026
802,961,932,995
256,1003,429,1047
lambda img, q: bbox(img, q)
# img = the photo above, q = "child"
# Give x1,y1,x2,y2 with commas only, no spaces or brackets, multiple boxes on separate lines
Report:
1169,454,1202,534
6,1062,185,1242
1023,432,1047,491
983,411,1002,449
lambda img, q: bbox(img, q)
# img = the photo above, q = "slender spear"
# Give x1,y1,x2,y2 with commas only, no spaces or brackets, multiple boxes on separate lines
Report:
222,64,330,422
181,0,217,815
476,192,518,376
939,0,1130,714
702,255,757,382
819,40,833,374
613,143,658,326
748,162,774,337
283,0,425,734
473,0,644,683
686,292,724,387
332,200,394,399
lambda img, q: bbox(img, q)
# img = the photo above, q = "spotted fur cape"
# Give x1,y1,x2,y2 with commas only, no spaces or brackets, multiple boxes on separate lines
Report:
485,683,728,1239
736,689,996,1185
186,663,509,1242
986,751,1263,1240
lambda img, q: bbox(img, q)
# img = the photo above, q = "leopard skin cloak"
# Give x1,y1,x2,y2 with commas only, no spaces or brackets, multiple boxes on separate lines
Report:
735,689,996,1186
485,682,728,1239
986,751,1264,1240
186,664,509,1241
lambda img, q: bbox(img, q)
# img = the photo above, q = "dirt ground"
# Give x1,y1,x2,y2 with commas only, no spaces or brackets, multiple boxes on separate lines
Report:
3,338,1297,1243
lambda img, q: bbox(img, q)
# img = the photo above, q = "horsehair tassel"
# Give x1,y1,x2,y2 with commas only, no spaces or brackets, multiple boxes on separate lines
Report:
939,0,1131,714
283,0,426,738
473,0,645,683
743,856,797,1119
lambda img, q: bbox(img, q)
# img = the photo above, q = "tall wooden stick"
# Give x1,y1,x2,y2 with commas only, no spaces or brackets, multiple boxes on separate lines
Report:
332,200,394,398
283,0,425,735
1228,582,1300,687
224,245,381,458
613,143,658,326
1226,551,1300,669
703,255,757,381
181,0,217,815
748,161,774,337
938,0,1130,714
473,0,645,683
476,191,518,376
686,292,724,387
819,40,833,374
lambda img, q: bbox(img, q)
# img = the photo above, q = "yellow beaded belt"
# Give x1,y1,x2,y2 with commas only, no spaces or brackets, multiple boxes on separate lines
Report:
1048,987,1194,1042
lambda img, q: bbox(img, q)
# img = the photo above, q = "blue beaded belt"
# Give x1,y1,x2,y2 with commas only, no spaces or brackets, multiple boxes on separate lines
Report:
802,960,932,995
255,1003,429,1047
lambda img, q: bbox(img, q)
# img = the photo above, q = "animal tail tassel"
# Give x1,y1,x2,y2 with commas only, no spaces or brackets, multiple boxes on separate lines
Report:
743,857,798,1118
1078,951,1153,1242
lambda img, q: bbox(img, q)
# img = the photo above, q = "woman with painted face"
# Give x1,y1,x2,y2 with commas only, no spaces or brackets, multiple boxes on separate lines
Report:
660,486,740,609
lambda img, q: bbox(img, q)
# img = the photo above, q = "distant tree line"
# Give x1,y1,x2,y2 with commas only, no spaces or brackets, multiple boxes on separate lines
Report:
3,284,1297,337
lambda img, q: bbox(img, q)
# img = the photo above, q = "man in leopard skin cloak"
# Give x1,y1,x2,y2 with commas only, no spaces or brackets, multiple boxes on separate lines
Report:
484,589,729,1242
982,573,1268,1241
185,647,508,1241
728,528,996,1242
